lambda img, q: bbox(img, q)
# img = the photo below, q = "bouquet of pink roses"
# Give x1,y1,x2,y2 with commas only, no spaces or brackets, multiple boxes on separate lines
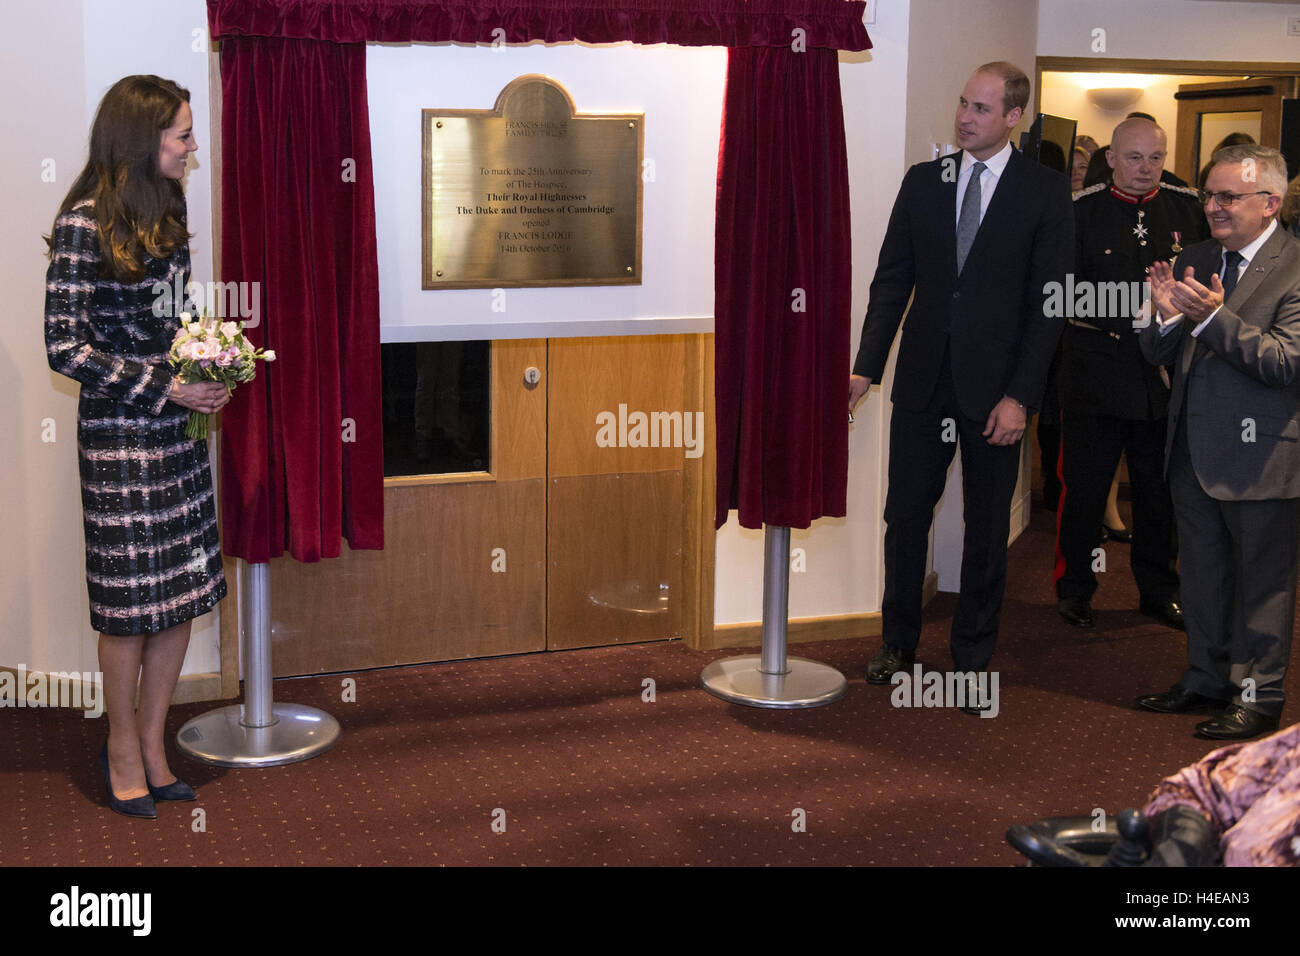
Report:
168,311,275,439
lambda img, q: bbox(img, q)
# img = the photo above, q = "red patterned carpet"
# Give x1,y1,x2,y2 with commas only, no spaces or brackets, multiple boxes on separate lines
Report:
3,502,1294,866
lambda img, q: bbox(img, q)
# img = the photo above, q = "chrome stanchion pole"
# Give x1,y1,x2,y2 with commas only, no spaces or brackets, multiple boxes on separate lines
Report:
700,525,847,708
177,559,341,767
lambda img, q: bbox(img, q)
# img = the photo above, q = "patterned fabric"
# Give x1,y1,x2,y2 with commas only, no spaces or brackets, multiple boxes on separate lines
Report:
1145,722,1300,866
45,199,227,635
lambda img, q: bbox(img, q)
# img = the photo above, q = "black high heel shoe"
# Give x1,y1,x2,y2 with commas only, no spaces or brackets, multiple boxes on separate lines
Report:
147,776,197,802
1102,524,1132,544
97,744,157,819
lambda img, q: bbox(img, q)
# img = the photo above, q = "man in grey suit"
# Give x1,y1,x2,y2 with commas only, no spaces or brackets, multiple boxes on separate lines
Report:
1137,144,1300,740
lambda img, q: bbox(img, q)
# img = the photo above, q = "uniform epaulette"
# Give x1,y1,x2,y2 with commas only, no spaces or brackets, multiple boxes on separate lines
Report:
1160,181,1200,199
1072,182,1107,201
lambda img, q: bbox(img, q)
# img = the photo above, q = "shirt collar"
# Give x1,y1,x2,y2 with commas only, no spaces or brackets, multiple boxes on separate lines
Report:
1228,218,1277,266
962,140,1013,178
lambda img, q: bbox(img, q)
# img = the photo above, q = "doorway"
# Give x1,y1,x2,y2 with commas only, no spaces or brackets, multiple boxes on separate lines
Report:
1036,58,1298,184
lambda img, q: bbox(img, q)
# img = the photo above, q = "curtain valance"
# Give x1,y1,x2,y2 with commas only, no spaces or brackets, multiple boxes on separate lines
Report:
208,0,871,50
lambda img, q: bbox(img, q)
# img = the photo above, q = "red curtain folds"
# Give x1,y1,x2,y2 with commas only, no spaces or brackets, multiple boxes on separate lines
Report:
713,46,852,529
210,0,871,49
218,36,384,562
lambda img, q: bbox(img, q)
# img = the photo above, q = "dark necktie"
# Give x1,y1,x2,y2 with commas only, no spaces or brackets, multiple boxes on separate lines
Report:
1221,249,1244,299
956,161,986,273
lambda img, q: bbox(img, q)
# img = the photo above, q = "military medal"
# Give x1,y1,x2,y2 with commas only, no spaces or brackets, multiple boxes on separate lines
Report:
1133,209,1148,243
1171,231,1182,254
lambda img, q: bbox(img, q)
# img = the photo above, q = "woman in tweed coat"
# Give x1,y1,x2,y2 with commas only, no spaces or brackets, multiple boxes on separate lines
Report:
45,75,230,818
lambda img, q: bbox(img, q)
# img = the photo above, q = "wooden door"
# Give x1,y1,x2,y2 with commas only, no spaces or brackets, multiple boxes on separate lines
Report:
218,333,715,684
1175,76,1297,186
545,335,712,650
245,338,548,676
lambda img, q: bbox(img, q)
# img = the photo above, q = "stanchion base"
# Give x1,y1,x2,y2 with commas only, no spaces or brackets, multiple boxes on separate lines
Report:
176,703,341,768
700,655,847,709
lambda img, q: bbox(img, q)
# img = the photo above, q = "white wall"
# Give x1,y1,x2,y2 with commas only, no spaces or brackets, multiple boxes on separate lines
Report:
368,43,725,342
1037,0,1300,60
1,0,220,679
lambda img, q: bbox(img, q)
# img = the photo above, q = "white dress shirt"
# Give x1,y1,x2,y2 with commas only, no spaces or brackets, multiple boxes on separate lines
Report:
955,140,1013,229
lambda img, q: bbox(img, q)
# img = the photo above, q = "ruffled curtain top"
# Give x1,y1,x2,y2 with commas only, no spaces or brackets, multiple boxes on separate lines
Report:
208,0,872,50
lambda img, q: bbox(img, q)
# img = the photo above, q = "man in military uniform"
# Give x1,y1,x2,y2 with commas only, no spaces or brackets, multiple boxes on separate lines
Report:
1055,118,1207,629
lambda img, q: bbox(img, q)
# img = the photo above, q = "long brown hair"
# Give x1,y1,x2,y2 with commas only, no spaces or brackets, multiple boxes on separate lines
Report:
46,75,191,281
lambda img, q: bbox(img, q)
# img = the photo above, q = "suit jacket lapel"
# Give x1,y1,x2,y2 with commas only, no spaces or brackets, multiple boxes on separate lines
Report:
1227,225,1287,309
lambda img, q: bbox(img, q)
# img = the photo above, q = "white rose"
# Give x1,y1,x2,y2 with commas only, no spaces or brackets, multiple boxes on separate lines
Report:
262,350,277,361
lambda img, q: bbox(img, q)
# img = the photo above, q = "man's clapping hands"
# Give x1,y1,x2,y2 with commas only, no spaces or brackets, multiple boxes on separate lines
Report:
1149,260,1225,324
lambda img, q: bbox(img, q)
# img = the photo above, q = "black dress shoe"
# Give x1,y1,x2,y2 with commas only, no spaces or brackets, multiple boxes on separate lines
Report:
1195,705,1281,741
1102,524,1132,544
97,745,157,820
1139,598,1185,631
1057,596,1093,628
1136,684,1228,714
866,643,915,684
958,674,995,716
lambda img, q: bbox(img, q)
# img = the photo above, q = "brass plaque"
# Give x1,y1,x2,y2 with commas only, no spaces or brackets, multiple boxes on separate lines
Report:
422,75,643,289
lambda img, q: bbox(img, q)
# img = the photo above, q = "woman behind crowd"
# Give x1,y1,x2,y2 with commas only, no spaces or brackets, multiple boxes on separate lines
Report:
1069,145,1089,193
44,75,230,819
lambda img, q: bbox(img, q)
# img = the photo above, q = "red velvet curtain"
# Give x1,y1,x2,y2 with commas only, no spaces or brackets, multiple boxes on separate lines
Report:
210,0,870,48
218,36,384,562
713,46,852,529
209,0,867,560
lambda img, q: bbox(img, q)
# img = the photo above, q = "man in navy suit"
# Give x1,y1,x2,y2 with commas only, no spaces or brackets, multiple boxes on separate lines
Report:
848,62,1074,708
1137,144,1300,740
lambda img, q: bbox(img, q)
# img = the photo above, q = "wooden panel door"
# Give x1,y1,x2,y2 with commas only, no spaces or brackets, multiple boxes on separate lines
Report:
218,333,715,684
545,334,713,650
1175,77,1297,185
248,338,548,676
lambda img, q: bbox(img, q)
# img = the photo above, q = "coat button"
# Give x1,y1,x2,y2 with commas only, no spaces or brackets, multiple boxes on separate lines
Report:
953,291,960,298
